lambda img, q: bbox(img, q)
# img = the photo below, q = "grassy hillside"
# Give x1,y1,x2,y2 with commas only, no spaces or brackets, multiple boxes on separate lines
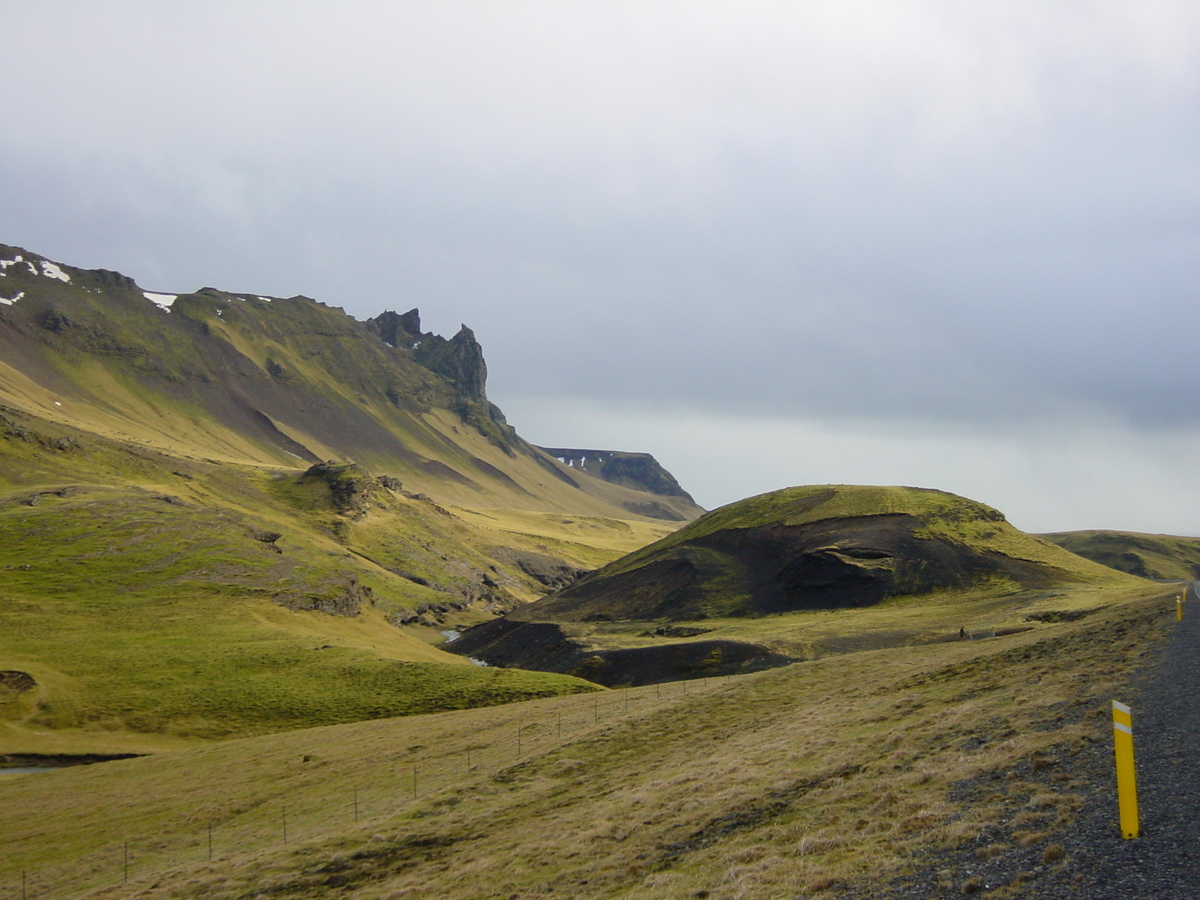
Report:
0,406,659,753
445,485,1146,685
1042,529,1200,582
0,243,699,753
521,485,1133,624
0,580,1174,900
0,243,703,522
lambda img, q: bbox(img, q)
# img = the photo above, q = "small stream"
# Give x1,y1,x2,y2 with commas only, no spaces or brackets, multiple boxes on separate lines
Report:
441,630,488,666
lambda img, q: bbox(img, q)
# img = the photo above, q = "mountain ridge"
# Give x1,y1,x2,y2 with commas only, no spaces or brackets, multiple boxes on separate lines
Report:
0,242,700,747
0,242,703,522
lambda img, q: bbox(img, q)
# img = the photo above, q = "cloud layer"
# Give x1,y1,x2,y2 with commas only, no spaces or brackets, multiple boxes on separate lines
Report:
2,2,1197,530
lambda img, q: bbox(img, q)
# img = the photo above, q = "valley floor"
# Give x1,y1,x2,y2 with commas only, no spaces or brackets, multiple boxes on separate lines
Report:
0,581,1180,900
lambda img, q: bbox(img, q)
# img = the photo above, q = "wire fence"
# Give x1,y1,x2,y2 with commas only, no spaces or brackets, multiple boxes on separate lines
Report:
2,676,724,900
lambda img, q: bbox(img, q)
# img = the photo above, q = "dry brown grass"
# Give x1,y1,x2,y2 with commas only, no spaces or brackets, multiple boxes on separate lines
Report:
0,581,1175,900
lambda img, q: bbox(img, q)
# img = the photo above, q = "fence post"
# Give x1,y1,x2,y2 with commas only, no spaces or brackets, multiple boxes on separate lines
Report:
1112,700,1139,838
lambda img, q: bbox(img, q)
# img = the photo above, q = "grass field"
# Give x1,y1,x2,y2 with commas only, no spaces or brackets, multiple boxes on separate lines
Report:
541,579,1137,660
0,461,612,752
0,578,1176,900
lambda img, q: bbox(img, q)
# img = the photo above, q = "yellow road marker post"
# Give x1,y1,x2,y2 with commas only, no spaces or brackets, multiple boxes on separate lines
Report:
1111,700,1139,838
1177,596,1183,621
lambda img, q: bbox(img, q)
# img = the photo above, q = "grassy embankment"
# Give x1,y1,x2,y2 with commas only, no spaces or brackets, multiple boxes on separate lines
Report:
0,419,671,753
0,578,1176,900
1042,529,1200,582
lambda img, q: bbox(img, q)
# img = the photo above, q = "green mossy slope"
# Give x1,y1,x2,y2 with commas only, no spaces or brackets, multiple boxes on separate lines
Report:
517,485,1137,623
1042,529,1200,582
0,410,611,751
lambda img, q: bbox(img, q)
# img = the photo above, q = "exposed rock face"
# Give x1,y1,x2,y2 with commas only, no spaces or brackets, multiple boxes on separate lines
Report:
276,579,371,617
531,514,1063,623
367,308,488,403
515,485,1119,624
488,547,587,591
300,461,402,520
0,671,36,693
538,447,696,502
448,618,794,687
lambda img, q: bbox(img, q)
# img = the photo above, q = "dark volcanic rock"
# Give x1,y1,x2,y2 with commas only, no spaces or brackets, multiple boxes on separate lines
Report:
489,547,587,591
538,447,697,502
530,512,1063,623
0,670,36,693
367,307,488,403
448,617,794,686
276,579,371,617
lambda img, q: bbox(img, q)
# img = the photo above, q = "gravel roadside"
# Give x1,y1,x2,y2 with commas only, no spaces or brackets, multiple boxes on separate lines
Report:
847,584,1197,899
1027,581,1200,899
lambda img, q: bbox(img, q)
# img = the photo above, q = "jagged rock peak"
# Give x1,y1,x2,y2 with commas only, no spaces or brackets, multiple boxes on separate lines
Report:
366,308,488,403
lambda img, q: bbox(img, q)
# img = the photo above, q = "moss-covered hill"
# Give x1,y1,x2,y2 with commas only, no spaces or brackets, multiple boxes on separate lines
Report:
515,485,1134,623
1042,530,1200,582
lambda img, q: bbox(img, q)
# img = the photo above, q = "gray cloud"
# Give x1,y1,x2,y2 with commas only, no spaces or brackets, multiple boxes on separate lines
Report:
1,1,1197,528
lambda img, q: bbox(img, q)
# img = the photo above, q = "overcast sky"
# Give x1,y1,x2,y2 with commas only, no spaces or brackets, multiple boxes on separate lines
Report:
2,1,1198,534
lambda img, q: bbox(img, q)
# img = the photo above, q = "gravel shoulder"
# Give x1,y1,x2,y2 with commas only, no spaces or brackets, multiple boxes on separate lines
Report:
1028,581,1200,899
848,583,1198,900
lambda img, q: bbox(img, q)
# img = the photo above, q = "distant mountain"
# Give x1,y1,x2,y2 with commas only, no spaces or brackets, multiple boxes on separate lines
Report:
537,447,698,521
1042,530,1200,582
0,243,702,522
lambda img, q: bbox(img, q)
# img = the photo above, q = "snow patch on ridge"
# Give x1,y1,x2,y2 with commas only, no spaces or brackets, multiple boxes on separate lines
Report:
143,291,178,312
0,291,23,306
40,261,70,282
0,256,72,283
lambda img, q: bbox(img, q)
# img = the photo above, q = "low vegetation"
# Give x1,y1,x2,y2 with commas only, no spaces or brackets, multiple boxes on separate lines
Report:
1042,529,1200,582
0,417,629,752
0,580,1175,899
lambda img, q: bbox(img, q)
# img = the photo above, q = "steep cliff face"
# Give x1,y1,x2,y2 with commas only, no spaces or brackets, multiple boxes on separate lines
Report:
539,448,695,501
366,309,487,403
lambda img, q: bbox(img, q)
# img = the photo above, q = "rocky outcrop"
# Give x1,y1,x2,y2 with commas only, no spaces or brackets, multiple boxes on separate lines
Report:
300,461,401,519
448,617,794,687
275,578,372,617
487,485,1127,625
488,547,587,591
0,671,36,693
367,308,488,403
538,448,697,503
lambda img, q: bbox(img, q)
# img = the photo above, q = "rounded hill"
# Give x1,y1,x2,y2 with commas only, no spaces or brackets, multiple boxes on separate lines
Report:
514,484,1129,622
